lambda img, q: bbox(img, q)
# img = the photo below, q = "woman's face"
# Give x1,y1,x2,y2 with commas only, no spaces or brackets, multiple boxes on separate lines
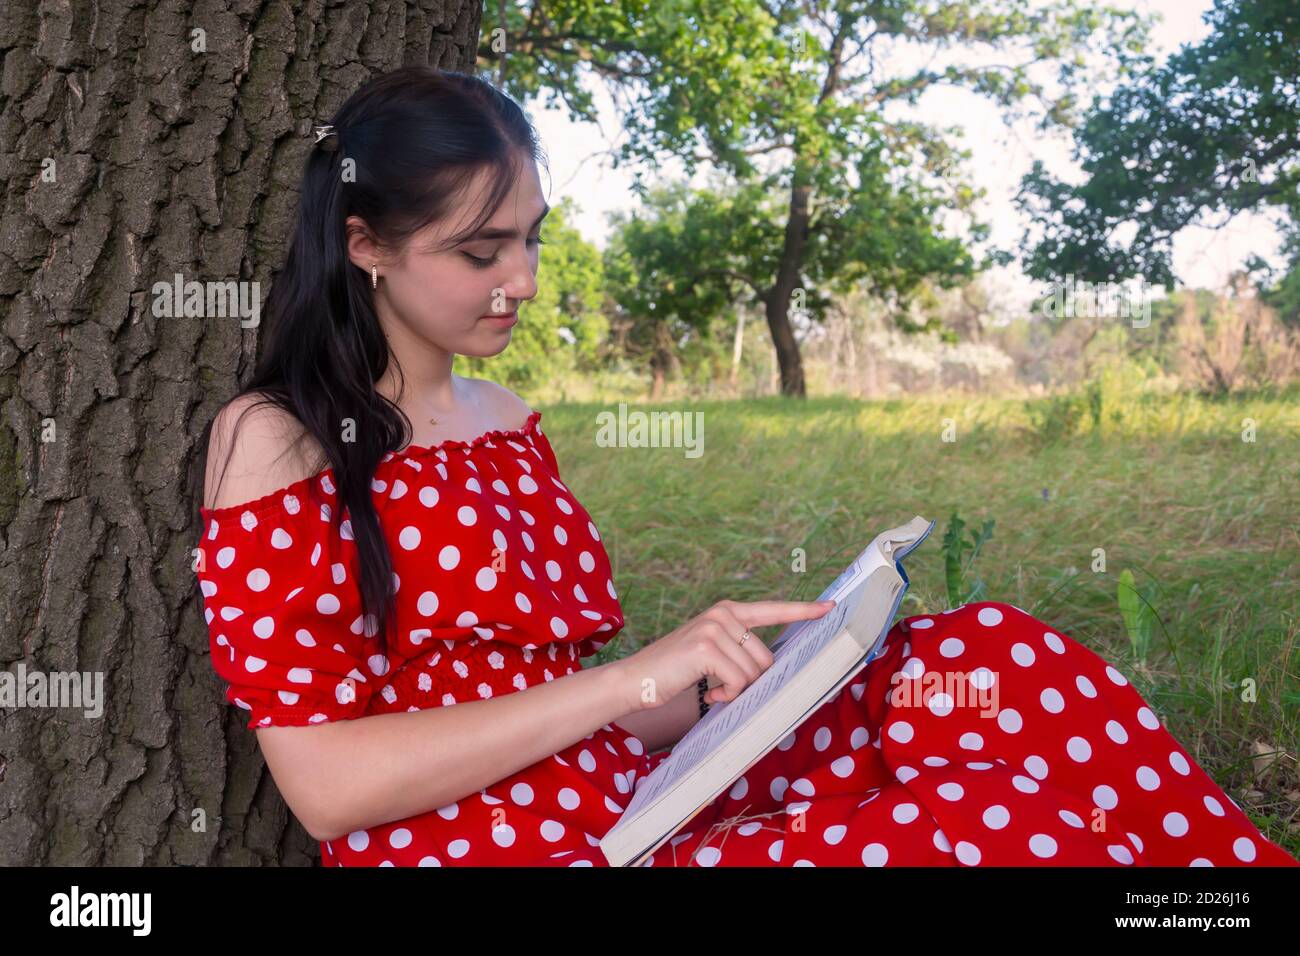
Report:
351,154,548,360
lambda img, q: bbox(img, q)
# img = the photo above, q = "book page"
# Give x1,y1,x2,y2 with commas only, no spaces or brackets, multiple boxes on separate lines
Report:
768,540,890,655
620,576,872,818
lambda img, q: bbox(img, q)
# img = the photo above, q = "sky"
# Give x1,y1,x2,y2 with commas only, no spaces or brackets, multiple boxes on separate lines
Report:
522,0,1283,316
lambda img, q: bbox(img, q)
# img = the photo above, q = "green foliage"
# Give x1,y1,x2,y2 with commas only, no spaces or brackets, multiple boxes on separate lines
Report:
1019,0,1300,286
1024,390,1088,445
1117,569,1158,664
485,0,1147,383
941,512,995,608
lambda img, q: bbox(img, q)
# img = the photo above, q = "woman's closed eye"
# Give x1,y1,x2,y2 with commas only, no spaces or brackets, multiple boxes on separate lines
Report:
462,233,546,269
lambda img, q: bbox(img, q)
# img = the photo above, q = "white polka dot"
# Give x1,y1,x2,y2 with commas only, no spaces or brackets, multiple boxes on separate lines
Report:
1092,785,1118,810
887,721,914,744
1203,795,1224,816
969,667,995,690
1105,665,1128,686
438,545,460,570
928,693,954,717
1059,810,1084,828
976,607,1003,627
1136,766,1161,791
822,824,847,846
316,593,340,614
1066,736,1093,762
982,805,1010,829
418,486,439,507
954,841,981,865
908,617,934,629
399,526,421,550
1075,675,1097,698
1043,631,1066,654
1029,834,1057,858
895,765,918,784
539,820,565,843
1105,720,1129,744
900,658,925,680
457,506,478,526
830,755,855,778
417,591,438,616
959,732,984,751
447,839,470,858
492,824,516,847
1189,857,1214,867
252,617,274,639
1232,837,1256,862
475,567,498,591
1012,775,1040,794
936,782,964,802
861,843,888,866
939,638,965,658
1108,844,1134,864
997,708,1023,734
1010,642,1036,667
1024,755,1049,780
1162,812,1189,837
246,568,270,592
892,803,920,824
1169,751,1190,775
518,475,538,494
389,828,412,849
550,616,568,638
1040,688,1065,713
1136,706,1160,730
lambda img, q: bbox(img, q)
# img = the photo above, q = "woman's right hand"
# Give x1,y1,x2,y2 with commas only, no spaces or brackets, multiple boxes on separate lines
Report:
613,598,838,713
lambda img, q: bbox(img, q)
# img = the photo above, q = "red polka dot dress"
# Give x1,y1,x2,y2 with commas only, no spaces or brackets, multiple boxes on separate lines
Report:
195,411,1298,867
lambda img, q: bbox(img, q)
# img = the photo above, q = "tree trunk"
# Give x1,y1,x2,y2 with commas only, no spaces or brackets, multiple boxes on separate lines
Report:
0,0,483,866
767,166,811,397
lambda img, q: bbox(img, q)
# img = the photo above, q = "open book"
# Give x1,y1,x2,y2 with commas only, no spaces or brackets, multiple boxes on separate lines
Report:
599,515,935,868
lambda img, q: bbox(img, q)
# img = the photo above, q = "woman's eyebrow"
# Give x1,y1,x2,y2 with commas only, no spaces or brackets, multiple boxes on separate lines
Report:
465,203,550,241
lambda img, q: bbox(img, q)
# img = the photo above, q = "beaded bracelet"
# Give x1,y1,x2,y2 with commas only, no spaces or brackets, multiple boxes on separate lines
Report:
696,676,710,719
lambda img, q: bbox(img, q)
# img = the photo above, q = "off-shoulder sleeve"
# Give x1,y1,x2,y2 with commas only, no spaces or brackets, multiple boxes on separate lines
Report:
194,478,384,729
530,423,562,477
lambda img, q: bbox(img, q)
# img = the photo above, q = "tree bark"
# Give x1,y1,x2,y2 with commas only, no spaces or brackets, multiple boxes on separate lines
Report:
0,0,482,866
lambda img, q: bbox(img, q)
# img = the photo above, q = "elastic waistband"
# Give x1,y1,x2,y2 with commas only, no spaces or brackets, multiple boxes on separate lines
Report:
376,637,585,710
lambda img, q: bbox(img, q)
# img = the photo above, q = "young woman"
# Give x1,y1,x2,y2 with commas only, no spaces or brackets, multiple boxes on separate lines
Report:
192,66,1296,867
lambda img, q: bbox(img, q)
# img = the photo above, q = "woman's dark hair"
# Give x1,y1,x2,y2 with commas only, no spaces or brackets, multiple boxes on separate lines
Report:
190,66,546,658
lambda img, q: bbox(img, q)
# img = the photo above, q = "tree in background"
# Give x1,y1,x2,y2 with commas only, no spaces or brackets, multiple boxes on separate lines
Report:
1018,0,1300,292
484,0,1146,396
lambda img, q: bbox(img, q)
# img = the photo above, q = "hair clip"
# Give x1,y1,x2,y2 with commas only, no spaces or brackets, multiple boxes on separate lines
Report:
312,124,338,150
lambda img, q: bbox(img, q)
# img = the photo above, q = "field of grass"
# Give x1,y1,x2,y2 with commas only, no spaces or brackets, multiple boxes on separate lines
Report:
544,382,1300,858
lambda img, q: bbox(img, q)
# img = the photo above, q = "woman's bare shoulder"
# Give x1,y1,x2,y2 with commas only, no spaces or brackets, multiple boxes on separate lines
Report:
204,393,327,510
465,377,535,429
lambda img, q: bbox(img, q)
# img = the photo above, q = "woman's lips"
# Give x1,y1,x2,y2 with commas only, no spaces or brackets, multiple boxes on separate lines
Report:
480,310,518,326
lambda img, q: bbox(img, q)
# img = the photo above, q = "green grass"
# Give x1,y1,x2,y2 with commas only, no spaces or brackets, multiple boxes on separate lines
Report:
547,384,1300,857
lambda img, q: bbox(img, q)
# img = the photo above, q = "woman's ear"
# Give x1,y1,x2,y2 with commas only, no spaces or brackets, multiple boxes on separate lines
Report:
344,215,385,274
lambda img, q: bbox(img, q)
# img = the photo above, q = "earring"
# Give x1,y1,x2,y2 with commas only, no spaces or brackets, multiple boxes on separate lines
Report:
371,264,378,289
